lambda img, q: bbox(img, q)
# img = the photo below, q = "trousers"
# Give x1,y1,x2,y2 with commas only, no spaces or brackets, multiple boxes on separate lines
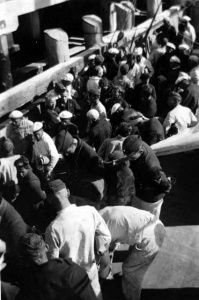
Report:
122,220,166,300
87,263,103,300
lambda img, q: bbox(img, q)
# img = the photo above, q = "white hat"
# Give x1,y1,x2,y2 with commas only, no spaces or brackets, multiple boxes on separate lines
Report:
167,42,176,50
62,73,74,83
88,54,96,60
134,47,143,56
178,44,190,50
87,109,99,121
182,15,191,22
59,110,73,119
111,103,121,115
9,110,23,119
108,48,119,55
175,72,191,85
170,56,181,63
33,122,43,132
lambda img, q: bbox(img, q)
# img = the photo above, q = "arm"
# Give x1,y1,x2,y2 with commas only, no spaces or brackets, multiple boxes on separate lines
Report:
45,134,59,172
93,209,111,255
163,113,175,135
45,226,60,259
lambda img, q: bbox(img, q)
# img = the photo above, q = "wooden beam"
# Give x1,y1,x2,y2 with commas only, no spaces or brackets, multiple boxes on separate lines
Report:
0,46,101,118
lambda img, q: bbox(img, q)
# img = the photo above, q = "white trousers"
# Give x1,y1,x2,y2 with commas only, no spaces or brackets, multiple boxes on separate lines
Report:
87,263,103,300
122,220,166,300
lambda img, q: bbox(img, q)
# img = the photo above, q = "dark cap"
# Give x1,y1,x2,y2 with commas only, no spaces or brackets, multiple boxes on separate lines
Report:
120,64,129,75
89,89,100,97
140,72,150,81
18,233,46,260
169,92,182,103
14,156,30,169
123,135,142,155
95,54,104,65
46,179,66,194
117,122,132,137
55,131,73,152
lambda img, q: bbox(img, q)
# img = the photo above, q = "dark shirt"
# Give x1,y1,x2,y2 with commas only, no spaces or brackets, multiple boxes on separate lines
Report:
138,118,165,146
17,258,97,300
156,24,177,44
44,109,60,137
57,98,81,115
180,84,199,114
87,119,112,151
129,142,170,202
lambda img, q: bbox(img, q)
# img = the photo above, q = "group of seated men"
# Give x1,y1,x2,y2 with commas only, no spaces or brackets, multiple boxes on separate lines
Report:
0,13,198,300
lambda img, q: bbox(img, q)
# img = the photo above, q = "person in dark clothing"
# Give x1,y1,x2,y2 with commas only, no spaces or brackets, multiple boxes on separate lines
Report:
99,77,113,107
103,48,120,81
69,66,87,99
17,233,97,300
155,42,176,79
177,44,190,73
175,73,199,114
105,150,136,206
123,108,164,146
138,84,157,118
123,135,171,219
110,103,125,134
13,156,46,226
86,109,112,152
154,17,177,44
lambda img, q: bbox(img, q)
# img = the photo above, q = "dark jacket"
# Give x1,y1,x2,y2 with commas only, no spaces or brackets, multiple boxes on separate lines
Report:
106,162,136,206
138,118,165,146
57,98,82,116
17,258,97,300
180,84,199,114
13,169,45,226
87,119,112,151
44,109,60,137
129,142,171,203
0,198,27,258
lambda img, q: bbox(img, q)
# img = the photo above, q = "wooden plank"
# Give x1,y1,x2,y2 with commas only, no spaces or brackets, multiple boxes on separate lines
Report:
0,46,100,118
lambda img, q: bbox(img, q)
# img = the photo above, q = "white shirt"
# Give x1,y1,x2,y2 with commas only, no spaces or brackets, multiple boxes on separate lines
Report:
32,131,59,172
87,76,101,93
100,206,164,253
163,104,198,134
137,56,154,78
45,204,111,270
127,63,140,87
0,155,20,185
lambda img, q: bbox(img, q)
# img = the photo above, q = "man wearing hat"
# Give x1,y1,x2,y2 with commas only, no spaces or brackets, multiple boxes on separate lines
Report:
13,156,46,226
45,179,111,300
104,47,120,80
32,122,59,179
81,53,96,79
6,110,33,157
123,135,171,218
133,47,154,79
87,65,103,94
163,91,197,135
189,55,199,85
154,16,176,44
100,205,166,300
155,42,176,79
177,43,190,73
17,233,97,300
181,15,196,48
175,72,199,114
89,89,107,119
86,109,112,152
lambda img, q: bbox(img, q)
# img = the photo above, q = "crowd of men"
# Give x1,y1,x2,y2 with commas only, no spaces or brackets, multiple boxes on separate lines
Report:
0,14,198,300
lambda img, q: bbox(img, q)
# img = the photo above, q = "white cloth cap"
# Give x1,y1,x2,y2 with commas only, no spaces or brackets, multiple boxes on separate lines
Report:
108,48,119,55
167,42,176,50
33,122,43,132
175,72,191,85
88,54,96,60
9,110,23,119
87,109,99,120
182,15,191,22
62,73,74,83
178,44,190,50
111,103,121,115
134,47,143,55
170,56,181,63
59,110,73,119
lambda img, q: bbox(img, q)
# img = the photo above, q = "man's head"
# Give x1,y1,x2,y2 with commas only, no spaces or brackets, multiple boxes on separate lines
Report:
88,89,100,105
61,73,74,87
117,122,132,137
167,92,182,108
123,109,144,126
123,135,143,160
111,103,123,115
166,42,176,55
95,55,104,66
45,90,59,109
9,110,23,127
108,48,119,58
14,156,31,178
175,72,190,90
33,122,44,141
134,47,143,63
45,179,70,211
170,56,181,69
87,109,100,124
18,233,48,265
140,72,150,84
181,15,191,27
59,110,73,127
88,54,96,67
1,137,14,157
120,64,129,76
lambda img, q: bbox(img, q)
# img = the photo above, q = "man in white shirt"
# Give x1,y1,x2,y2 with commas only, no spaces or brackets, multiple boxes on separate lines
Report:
133,47,154,80
45,179,111,300
32,122,59,177
100,206,166,300
163,92,197,136
181,16,196,48
89,89,107,119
